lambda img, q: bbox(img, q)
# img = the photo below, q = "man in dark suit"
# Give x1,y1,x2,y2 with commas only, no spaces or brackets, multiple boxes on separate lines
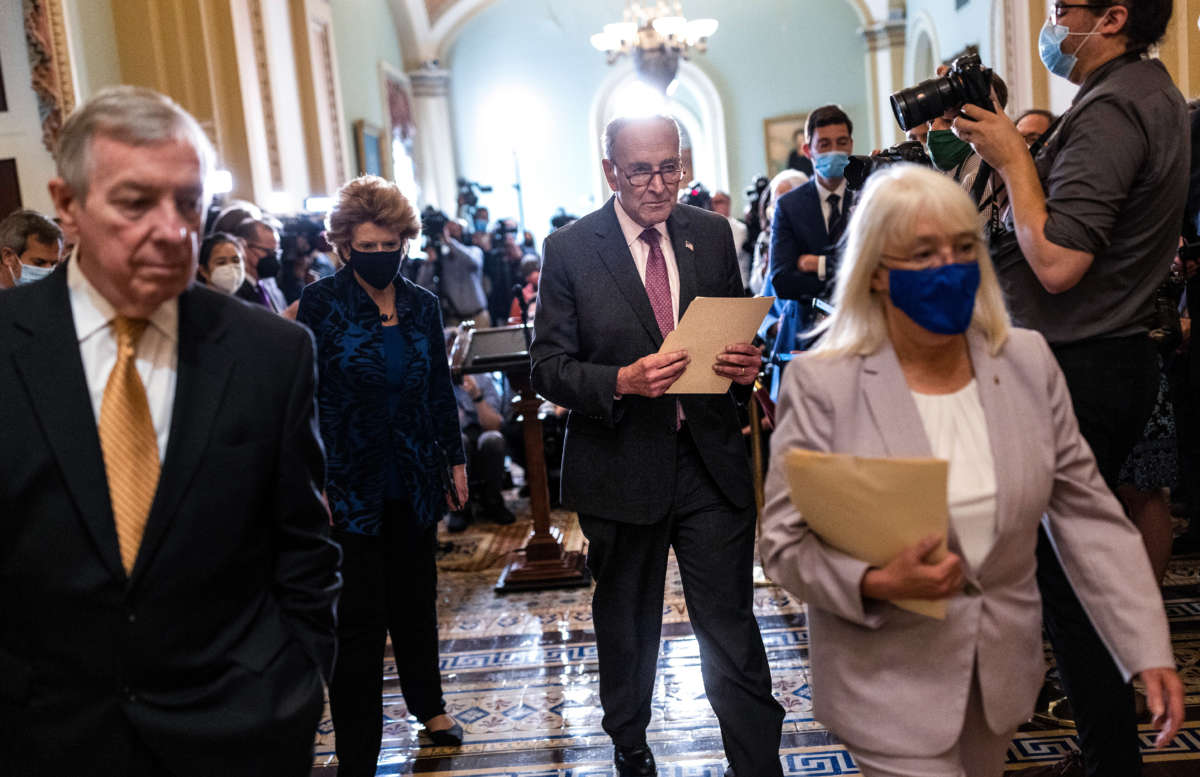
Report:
0,86,340,777
769,105,856,342
531,115,783,777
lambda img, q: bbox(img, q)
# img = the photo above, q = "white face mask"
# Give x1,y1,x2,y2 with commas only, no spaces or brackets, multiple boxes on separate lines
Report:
209,263,245,294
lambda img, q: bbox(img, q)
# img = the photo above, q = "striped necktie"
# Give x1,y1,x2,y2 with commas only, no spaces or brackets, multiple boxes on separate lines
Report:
98,316,161,574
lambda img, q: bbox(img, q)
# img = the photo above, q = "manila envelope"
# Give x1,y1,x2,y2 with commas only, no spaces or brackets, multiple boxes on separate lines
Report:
783,448,950,619
659,296,775,394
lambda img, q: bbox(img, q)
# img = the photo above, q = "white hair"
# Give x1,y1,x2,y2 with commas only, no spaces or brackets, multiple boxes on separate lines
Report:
765,169,809,224
602,114,681,162
55,85,215,200
810,164,1010,358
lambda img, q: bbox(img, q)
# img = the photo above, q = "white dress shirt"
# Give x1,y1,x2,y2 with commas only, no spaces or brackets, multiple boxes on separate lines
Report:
613,198,680,327
814,178,847,281
910,379,998,571
67,256,179,460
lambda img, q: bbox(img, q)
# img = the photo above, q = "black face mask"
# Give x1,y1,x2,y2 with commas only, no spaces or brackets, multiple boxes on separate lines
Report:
255,249,281,280
349,248,403,289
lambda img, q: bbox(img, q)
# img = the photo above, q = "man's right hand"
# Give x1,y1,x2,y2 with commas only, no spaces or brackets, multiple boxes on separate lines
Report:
797,254,821,272
616,349,690,398
860,535,964,601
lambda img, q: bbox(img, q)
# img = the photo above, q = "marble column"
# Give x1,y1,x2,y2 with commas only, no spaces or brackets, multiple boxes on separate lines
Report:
860,18,906,149
408,62,458,212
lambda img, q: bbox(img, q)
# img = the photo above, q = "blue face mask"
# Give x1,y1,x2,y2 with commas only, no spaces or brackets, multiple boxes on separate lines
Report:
887,261,980,335
473,219,489,234
16,263,55,285
813,151,850,180
1038,16,1104,80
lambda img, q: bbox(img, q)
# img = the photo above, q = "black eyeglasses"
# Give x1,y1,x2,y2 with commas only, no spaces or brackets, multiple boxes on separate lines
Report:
613,162,686,189
1052,2,1115,19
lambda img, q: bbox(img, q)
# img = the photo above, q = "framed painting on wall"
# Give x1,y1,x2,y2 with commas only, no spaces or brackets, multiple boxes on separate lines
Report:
353,120,384,177
762,112,808,178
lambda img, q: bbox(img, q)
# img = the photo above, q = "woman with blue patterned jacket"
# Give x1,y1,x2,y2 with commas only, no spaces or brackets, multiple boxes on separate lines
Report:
297,175,467,774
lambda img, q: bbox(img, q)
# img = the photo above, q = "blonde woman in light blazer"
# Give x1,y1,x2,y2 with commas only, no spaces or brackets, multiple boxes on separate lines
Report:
760,165,1182,777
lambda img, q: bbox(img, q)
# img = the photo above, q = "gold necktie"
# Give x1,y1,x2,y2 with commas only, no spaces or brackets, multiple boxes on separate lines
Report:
98,316,160,574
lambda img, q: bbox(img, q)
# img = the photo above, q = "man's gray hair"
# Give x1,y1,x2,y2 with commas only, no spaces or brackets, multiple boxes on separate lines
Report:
55,85,215,200
602,114,681,162
0,210,63,255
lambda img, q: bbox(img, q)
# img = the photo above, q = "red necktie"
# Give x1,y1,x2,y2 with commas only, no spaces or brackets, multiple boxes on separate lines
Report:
638,228,684,428
639,228,674,336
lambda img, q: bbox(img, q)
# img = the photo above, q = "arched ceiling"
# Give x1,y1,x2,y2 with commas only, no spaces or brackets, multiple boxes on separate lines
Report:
388,0,896,68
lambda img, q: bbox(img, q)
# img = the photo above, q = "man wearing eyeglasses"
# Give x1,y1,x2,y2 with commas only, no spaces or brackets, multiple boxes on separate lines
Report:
531,115,783,777
954,2,1187,775
232,217,286,312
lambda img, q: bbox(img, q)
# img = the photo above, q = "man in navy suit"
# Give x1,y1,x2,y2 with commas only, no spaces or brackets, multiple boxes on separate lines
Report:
531,115,783,777
768,105,856,342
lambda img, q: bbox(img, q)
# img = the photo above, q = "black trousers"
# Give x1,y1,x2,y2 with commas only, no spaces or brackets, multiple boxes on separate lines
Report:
578,427,784,777
329,505,445,777
1040,334,1159,777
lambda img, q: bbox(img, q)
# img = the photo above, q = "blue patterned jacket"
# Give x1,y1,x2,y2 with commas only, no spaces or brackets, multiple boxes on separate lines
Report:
297,267,465,535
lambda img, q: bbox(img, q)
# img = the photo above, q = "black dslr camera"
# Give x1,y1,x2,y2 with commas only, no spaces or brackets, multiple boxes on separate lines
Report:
844,141,933,191
890,53,994,132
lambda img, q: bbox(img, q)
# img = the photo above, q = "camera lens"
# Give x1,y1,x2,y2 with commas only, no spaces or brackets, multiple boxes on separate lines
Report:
890,74,961,132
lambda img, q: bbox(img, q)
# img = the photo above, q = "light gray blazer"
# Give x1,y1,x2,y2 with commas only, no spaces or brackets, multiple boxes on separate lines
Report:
760,326,1173,757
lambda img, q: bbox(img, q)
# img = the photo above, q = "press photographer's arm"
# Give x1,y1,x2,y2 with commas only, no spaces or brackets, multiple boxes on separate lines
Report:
952,101,1093,294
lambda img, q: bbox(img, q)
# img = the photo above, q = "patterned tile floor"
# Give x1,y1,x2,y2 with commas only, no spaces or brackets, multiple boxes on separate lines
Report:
310,511,1200,776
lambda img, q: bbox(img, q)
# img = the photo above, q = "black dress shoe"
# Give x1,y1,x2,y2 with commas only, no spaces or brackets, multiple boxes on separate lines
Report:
424,722,463,746
613,744,656,776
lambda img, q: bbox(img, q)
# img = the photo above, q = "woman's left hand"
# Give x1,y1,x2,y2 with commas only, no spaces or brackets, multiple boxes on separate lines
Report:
447,463,469,510
1140,666,1185,748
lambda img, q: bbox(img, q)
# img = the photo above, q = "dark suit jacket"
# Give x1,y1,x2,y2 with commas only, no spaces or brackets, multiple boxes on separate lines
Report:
769,179,845,322
0,268,341,776
530,199,753,524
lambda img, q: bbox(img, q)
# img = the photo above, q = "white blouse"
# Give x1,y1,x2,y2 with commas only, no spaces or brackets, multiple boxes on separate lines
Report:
910,379,997,571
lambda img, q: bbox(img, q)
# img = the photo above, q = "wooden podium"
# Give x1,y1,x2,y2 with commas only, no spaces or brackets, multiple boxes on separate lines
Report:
449,323,590,592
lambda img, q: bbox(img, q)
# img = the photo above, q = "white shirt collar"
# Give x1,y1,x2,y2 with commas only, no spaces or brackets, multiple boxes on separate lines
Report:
816,177,847,200
613,196,670,251
67,249,179,343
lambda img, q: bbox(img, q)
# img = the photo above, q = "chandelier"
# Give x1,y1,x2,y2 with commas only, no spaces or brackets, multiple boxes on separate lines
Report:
590,1,719,93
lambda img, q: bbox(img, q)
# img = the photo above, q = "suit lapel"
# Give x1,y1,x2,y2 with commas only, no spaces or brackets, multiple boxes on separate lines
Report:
10,269,125,579
594,198,665,347
130,287,233,585
804,182,831,247
860,342,966,561
667,206,698,320
966,330,1018,571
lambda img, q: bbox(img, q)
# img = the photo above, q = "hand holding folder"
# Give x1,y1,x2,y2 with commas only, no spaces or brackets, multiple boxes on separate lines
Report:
783,449,952,619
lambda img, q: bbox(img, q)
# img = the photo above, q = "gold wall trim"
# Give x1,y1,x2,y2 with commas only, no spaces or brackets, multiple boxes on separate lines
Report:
248,0,283,188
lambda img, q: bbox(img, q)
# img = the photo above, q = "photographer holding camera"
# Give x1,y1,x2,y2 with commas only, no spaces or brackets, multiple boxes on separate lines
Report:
416,208,491,328
950,2,1187,775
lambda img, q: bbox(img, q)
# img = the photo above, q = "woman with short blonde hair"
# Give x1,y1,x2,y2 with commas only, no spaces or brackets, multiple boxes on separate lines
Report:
298,175,467,774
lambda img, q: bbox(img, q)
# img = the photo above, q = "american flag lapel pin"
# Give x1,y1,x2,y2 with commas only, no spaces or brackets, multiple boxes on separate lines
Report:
684,240,694,252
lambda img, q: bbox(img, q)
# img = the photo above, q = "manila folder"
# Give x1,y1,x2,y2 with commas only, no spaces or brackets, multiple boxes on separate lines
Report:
660,296,775,394
783,448,950,619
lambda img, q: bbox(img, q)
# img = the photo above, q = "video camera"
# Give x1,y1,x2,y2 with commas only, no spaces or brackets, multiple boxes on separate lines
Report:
890,53,994,132
421,206,450,255
457,178,493,209
843,141,933,190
